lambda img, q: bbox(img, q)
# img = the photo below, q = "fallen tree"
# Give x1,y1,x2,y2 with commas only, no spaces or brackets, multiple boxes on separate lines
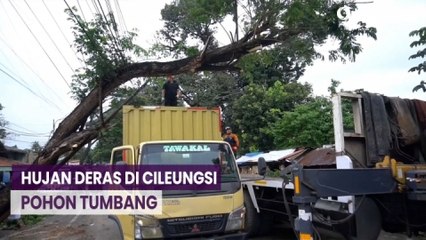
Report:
34,0,376,165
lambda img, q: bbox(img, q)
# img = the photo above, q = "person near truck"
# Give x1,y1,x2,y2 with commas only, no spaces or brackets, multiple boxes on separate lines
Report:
162,75,181,106
223,126,240,154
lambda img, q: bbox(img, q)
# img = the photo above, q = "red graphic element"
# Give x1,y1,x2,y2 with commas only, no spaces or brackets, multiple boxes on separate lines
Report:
190,224,200,233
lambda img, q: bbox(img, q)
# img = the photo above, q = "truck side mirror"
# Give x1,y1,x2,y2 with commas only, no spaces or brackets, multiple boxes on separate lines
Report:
258,157,267,176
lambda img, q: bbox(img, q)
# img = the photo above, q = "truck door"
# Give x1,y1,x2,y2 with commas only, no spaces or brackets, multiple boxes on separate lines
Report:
110,145,136,165
109,145,137,240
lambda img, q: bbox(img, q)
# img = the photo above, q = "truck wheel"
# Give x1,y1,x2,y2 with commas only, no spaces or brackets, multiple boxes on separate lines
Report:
349,197,382,240
244,190,260,237
257,212,273,235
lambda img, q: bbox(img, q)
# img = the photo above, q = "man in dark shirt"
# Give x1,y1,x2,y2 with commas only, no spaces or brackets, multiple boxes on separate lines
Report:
162,75,181,106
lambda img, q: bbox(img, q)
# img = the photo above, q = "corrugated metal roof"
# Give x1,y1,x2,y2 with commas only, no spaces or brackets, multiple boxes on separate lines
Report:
237,147,337,167
236,149,295,164
0,157,28,167
287,148,336,166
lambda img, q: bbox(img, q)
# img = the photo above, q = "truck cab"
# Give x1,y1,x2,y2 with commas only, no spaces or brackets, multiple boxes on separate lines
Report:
109,106,246,239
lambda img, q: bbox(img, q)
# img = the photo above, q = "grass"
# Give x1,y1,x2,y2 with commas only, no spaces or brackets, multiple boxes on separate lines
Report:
21,215,45,225
1,215,46,230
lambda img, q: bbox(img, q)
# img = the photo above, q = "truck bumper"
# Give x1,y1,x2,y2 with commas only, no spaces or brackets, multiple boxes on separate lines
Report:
198,232,247,240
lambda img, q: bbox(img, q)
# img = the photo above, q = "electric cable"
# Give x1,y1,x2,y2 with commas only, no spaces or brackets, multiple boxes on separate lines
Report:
0,65,62,110
76,0,87,22
84,0,96,18
42,0,85,69
24,0,76,73
113,0,128,32
8,0,71,89
95,0,125,61
0,34,68,106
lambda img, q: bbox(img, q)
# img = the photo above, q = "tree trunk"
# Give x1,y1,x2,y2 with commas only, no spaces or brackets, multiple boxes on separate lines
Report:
35,28,300,165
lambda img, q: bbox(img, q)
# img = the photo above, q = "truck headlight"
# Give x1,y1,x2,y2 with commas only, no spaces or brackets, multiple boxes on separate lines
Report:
135,215,164,239
225,206,245,232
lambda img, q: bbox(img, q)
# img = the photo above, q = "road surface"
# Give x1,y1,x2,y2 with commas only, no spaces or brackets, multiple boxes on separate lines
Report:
0,215,425,240
0,215,121,240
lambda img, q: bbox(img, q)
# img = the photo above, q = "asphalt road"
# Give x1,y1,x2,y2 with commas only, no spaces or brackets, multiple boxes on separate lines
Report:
0,216,296,240
0,215,425,240
0,215,121,240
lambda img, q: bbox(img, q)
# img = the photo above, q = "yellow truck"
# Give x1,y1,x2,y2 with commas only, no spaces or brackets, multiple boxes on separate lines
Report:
109,106,246,239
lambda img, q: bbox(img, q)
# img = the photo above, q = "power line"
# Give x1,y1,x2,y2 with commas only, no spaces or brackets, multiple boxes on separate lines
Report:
0,42,45,100
24,0,75,73
84,0,96,18
113,0,128,33
9,123,46,134
8,0,71,89
4,138,48,144
76,0,87,22
0,65,62,110
0,34,69,107
106,0,123,35
91,0,101,15
0,0,19,37
95,0,125,60
4,126,51,137
105,0,119,34
42,0,85,69
0,58,59,110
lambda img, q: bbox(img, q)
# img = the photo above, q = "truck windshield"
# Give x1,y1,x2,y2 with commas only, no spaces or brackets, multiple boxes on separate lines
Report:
140,142,239,183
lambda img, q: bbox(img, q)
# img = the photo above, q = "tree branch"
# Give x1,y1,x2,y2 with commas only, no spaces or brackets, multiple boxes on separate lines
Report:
36,27,302,165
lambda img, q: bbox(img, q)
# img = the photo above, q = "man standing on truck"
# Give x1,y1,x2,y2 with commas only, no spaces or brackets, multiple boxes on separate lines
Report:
162,75,181,106
223,126,240,155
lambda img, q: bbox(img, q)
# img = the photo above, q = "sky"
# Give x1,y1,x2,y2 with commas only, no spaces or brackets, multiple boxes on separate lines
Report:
0,0,425,150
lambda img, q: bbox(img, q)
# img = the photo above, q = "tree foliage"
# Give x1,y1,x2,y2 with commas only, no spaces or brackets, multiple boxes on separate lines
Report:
36,0,376,165
0,104,7,140
31,141,43,154
232,81,312,152
409,27,426,92
158,0,376,64
409,27,426,75
272,97,334,148
158,0,233,57
66,7,144,101
178,72,240,107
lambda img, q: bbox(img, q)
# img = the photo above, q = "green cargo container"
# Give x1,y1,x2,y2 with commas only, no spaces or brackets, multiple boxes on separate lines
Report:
122,106,222,147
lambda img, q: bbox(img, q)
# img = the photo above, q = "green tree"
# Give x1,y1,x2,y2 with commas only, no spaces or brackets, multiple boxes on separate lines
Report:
0,103,6,140
272,97,334,148
178,72,241,106
37,0,376,164
232,81,312,152
409,27,426,92
270,80,353,149
31,141,43,154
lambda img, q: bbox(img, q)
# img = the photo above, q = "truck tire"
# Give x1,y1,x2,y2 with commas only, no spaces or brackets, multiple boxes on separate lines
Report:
350,197,382,240
244,190,260,237
257,212,273,235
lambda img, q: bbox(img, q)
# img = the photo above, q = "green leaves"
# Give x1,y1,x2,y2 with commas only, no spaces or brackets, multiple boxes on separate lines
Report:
155,0,376,64
158,0,232,57
409,27,426,75
0,103,7,140
232,81,312,152
271,97,333,148
66,8,143,101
